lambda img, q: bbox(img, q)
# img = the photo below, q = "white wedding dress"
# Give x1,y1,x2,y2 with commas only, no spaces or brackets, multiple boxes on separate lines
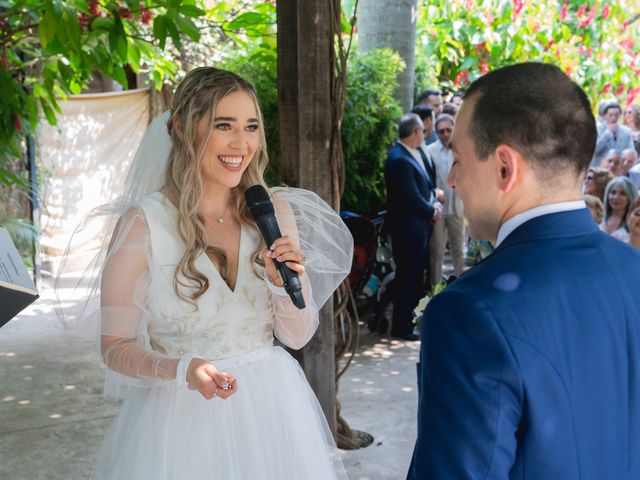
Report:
91,191,349,480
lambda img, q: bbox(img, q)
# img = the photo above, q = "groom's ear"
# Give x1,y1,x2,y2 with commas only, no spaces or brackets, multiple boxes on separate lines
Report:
494,144,522,193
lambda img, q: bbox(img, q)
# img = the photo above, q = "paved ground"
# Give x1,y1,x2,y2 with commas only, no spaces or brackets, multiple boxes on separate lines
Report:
0,283,419,480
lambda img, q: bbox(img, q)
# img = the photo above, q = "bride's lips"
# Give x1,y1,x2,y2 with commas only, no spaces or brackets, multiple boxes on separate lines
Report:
218,155,244,172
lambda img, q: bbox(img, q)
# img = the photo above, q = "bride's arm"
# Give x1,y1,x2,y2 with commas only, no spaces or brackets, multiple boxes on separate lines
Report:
266,198,319,350
100,208,180,383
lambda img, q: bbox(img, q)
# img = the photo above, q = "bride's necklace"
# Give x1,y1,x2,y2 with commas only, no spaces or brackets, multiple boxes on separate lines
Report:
215,201,230,224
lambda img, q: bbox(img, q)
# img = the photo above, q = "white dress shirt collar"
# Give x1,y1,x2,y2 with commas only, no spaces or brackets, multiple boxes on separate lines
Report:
496,200,587,247
399,140,427,176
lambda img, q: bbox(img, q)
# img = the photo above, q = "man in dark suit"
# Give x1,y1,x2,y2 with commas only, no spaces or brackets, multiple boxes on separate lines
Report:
385,113,441,341
408,63,640,478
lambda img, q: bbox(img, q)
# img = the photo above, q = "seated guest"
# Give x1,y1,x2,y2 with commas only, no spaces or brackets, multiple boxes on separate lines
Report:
600,149,625,176
627,197,640,249
624,148,640,189
582,166,614,201
600,176,638,241
583,194,605,224
593,102,635,165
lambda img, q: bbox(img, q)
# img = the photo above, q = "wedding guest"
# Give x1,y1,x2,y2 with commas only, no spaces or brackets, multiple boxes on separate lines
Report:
623,104,640,154
593,102,635,166
600,149,625,176
582,166,613,201
600,176,637,241
583,194,605,224
627,197,640,249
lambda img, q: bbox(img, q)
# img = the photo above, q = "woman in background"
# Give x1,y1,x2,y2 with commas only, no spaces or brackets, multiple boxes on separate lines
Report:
600,176,637,242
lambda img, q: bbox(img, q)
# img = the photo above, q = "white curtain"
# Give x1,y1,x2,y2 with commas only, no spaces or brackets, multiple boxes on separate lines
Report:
39,88,151,276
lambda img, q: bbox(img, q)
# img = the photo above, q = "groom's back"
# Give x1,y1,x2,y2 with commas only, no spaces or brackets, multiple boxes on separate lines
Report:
462,215,640,479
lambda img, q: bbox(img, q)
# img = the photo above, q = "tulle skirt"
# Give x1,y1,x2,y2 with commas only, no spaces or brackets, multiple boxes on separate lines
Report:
92,346,347,480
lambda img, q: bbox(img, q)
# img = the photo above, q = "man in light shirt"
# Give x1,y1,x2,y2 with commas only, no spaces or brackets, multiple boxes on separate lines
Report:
408,63,640,479
427,113,465,287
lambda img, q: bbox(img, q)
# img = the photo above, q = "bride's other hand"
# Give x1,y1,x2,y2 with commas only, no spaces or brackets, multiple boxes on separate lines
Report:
262,235,306,287
186,358,237,400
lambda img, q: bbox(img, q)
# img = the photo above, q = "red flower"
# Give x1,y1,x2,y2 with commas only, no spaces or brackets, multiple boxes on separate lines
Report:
454,70,470,86
118,6,133,19
88,0,101,16
565,66,572,76
140,6,152,24
474,41,487,54
621,38,634,51
622,20,629,33
13,114,22,133
513,0,525,17
602,83,612,94
602,3,610,19
577,4,585,17
545,38,555,52
587,47,593,57
615,84,625,96
479,60,489,74
78,12,92,25
560,4,568,21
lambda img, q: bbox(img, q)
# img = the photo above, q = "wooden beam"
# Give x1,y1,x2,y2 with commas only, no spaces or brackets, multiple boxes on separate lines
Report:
277,0,337,436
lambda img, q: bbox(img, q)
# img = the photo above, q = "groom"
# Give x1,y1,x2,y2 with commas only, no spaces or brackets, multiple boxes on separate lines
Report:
408,63,640,479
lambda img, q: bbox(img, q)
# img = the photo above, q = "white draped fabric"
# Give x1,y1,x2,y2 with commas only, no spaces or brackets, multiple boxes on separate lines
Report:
39,89,150,275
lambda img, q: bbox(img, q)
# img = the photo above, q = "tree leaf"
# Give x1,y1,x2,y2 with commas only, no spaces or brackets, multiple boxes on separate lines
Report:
178,5,205,17
174,15,200,41
226,12,269,30
153,15,169,50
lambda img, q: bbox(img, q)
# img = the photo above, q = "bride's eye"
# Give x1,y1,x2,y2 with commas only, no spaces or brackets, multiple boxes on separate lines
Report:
246,124,259,132
215,123,231,130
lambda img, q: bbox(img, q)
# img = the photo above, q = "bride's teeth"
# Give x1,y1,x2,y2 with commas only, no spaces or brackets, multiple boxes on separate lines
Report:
219,155,243,166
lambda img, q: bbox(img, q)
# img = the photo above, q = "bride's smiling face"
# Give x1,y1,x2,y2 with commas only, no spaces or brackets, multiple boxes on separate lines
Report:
198,90,260,189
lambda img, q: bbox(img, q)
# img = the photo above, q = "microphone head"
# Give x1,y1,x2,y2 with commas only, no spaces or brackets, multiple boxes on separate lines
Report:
245,185,275,219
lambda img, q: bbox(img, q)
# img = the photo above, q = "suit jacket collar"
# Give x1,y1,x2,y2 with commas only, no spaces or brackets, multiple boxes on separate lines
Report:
396,141,430,182
497,208,600,252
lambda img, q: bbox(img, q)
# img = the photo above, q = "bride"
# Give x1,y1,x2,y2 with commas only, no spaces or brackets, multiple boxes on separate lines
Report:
85,67,352,479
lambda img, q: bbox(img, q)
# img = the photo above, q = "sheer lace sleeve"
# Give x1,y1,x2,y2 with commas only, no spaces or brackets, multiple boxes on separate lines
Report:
267,187,354,350
268,197,319,349
100,208,180,393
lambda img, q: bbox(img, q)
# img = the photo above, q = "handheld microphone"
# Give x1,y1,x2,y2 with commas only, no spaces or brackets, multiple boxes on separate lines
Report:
244,185,306,310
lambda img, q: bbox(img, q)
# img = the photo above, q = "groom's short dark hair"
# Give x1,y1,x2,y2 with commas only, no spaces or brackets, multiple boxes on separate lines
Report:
464,62,596,177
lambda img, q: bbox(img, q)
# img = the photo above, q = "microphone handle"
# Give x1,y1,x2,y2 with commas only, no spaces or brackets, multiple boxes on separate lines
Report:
256,216,306,309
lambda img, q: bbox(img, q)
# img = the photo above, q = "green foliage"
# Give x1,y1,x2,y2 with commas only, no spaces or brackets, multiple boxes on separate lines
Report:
416,0,640,107
341,48,404,214
0,0,276,169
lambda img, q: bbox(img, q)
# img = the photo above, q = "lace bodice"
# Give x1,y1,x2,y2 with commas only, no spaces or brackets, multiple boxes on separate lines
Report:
142,193,277,359
99,191,319,394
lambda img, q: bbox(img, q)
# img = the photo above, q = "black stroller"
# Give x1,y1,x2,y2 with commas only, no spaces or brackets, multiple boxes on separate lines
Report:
341,210,395,334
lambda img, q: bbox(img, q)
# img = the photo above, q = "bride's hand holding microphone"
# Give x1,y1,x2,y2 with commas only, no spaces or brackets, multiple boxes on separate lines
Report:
262,235,306,287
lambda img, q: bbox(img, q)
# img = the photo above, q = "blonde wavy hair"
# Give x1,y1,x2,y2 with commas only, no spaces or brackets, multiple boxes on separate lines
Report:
163,67,269,305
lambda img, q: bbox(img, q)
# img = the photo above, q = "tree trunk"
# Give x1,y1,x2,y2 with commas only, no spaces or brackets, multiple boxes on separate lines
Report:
357,0,417,111
276,0,337,436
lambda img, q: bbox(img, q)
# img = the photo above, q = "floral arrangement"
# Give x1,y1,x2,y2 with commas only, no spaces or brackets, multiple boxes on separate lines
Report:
413,280,448,330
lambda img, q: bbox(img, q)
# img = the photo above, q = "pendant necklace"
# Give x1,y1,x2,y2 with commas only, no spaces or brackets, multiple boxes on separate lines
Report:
216,200,230,224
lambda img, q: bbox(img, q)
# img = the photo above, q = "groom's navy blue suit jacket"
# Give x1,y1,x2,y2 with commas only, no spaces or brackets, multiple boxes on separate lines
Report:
408,208,640,479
